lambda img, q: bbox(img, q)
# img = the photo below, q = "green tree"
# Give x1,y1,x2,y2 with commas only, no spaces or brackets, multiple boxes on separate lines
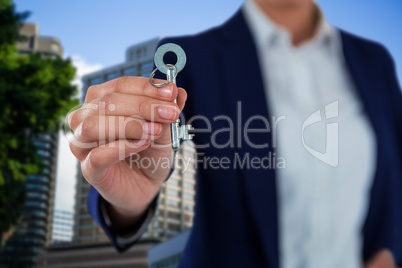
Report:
0,0,78,248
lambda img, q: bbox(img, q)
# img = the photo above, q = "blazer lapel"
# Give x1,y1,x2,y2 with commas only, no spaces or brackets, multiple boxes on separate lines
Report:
340,31,387,132
218,10,279,268
340,30,394,262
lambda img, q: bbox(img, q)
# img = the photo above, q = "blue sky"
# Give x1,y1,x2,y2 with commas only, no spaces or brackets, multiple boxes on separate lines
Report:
13,0,402,212
15,0,402,82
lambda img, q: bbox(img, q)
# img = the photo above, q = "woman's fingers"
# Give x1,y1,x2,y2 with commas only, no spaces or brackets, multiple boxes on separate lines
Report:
73,115,163,144
81,139,151,185
69,93,180,131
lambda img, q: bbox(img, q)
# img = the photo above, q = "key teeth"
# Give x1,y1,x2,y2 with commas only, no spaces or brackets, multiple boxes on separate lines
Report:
180,124,194,141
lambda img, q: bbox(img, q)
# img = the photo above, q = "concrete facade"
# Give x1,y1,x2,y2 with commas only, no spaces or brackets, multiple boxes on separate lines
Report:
17,23,63,57
37,240,158,268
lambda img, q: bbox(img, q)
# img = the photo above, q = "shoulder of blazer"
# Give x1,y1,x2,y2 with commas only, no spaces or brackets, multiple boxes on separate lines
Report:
157,8,248,53
340,28,402,162
339,29,392,66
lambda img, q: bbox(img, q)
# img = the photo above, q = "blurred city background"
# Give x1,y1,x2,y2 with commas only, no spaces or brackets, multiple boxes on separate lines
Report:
0,0,401,267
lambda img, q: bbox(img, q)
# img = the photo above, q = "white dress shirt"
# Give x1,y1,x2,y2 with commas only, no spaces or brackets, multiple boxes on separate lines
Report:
243,1,377,267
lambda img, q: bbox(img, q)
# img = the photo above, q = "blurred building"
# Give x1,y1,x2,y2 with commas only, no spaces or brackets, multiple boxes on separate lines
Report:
17,23,63,56
37,239,158,268
148,230,191,268
1,134,60,268
74,38,197,245
80,38,158,102
50,210,74,244
0,24,63,267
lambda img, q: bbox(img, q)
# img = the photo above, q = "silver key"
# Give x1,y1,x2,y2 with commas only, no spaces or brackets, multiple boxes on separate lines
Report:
149,43,194,151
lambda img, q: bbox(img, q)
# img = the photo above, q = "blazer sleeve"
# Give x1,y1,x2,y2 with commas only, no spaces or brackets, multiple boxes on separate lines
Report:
86,149,177,253
87,186,159,252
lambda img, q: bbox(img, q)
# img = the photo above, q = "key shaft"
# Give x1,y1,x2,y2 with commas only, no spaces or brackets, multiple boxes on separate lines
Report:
150,43,194,151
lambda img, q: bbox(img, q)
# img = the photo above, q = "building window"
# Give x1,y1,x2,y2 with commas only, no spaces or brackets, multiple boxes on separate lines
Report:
140,61,153,70
33,141,51,149
153,219,159,228
41,159,51,166
80,207,88,214
33,221,47,228
183,193,193,200
80,218,93,226
142,232,149,238
167,223,180,232
89,77,102,86
183,203,193,211
184,214,192,222
26,184,49,192
79,229,92,236
41,168,50,174
37,133,53,141
80,238,93,244
80,197,87,205
167,211,181,220
167,199,180,208
32,211,47,218
183,182,194,190
25,201,47,209
97,237,109,242
184,172,196,179
167,188,180,197
168,178,179,186
32,229,46,236
141,71,151,78
29,36,35,49
106,71,119,81
37,149,51,157
158,210,164,217
136,48,143,59
27,192,47,200
123,66,137,76
27,175,49,183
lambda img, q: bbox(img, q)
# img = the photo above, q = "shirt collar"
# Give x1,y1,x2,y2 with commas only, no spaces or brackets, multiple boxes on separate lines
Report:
242,0,340,53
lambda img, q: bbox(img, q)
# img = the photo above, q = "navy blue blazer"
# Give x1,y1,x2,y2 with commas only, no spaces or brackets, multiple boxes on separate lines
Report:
88,9,402,267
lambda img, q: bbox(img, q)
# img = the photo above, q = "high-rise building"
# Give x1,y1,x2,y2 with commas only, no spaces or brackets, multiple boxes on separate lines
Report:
74,38,197,245
37,239,158,268
17,23,63,57
80,38,159,102
146,141,196,239
50,210,74,244
0,23,63,268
